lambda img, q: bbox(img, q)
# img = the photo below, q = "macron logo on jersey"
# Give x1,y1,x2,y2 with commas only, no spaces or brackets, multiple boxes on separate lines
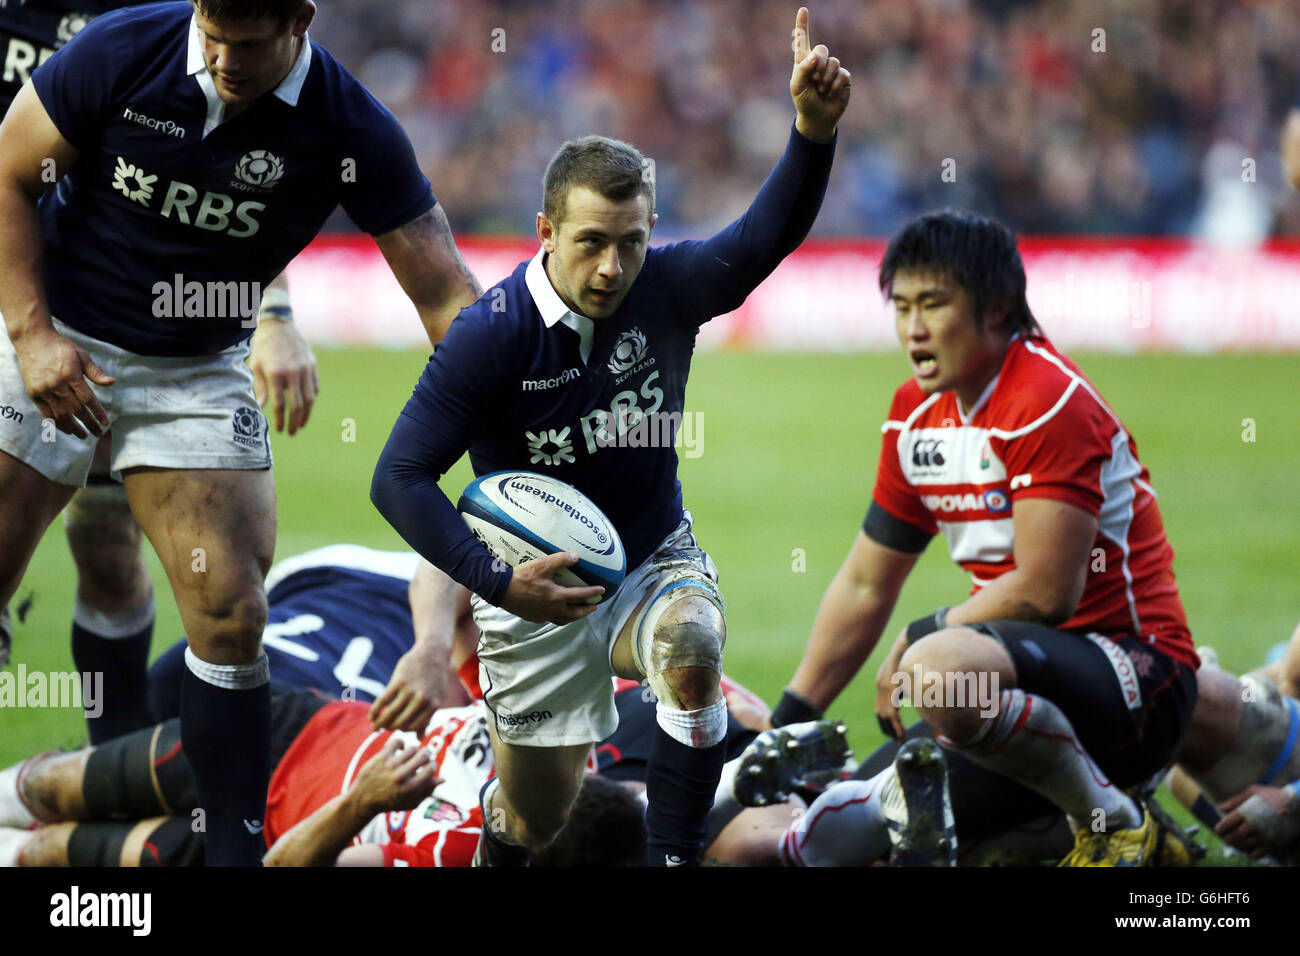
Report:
522,368,581,391
122,106,185,139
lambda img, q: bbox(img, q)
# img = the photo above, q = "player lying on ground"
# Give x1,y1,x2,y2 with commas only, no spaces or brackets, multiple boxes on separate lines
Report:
0,0,481,865
1166,623,1300,860
764,209,1201,866
0,545,789,865
370,7,849,867
0,687,651,867
0,1,317,747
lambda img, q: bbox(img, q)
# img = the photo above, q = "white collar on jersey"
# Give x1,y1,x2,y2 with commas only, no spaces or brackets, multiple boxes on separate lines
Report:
525,248,595,365
186,14,313,139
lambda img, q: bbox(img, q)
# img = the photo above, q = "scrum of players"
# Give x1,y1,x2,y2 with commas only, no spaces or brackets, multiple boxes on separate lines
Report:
1,545,1297,867
0,0,1297,867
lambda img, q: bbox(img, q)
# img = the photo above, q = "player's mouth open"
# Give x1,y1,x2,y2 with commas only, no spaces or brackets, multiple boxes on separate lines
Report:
911,351,938,378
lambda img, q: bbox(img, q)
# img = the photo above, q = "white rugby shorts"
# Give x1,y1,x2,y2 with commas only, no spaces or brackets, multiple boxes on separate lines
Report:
472,512,723,746
0,317,271,486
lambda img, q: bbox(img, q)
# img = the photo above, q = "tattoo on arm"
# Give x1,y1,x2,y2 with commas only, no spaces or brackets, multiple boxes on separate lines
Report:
403,205,483,300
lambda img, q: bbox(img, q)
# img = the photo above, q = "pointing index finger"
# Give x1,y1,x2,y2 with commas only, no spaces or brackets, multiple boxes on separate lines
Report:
792,6,810,63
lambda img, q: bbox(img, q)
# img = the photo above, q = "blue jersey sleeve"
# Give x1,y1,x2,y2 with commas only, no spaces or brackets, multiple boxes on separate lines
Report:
651,123,835,324
337,88,437,236
371,307,514,604
30,7,135,149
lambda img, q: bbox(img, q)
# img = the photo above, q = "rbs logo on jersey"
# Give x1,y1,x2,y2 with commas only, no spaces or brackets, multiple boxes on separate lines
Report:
112,156,265,238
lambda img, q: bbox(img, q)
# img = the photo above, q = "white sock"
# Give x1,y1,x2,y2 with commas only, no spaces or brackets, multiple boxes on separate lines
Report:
942,688,1140,832
655,698,727,748
184,647,270,689
779,772,893,866
73,592,154,638
0,759,39,829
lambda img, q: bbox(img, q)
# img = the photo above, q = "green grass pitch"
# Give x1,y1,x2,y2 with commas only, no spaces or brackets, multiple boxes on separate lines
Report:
3,347,1296,865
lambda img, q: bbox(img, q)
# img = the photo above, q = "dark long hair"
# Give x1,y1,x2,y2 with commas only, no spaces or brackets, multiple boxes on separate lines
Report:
880,209,1042,337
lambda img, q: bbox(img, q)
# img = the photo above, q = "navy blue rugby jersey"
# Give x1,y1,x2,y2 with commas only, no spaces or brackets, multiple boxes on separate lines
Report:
373,125,835,605
29,1,435,356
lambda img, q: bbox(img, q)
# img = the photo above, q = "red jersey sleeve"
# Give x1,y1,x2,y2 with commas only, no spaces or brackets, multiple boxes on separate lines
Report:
995,383,1114,516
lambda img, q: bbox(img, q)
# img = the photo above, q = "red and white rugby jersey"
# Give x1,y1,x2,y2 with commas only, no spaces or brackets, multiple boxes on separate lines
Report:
265,699,602,867
873,335,1197,668
265,701,495,867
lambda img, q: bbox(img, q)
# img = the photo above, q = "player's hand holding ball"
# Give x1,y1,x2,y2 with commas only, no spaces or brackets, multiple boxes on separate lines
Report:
790,6,851,144
12,325,114,439
501,551,605,626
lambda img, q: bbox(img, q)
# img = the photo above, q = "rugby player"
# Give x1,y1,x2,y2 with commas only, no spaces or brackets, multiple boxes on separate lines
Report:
0,688,648,868
764,633,1300,867
0,1,317,748
768,209,1200,866
370,7,849,866
0,545,776,866
0,0,481,866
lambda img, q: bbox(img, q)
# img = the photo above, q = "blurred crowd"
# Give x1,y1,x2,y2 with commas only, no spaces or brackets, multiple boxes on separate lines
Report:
310,0,1300,239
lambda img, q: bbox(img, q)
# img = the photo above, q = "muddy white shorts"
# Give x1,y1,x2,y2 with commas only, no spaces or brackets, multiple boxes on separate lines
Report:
0,317,271,486
472,511,723,746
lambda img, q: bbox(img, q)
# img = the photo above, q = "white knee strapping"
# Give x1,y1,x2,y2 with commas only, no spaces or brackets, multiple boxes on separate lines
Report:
184,647,269,690
632,577,725,710
656,698,727,748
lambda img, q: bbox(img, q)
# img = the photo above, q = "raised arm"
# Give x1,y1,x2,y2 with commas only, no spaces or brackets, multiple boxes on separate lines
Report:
0,82,112,438
657,7,850,319
374,204,483,346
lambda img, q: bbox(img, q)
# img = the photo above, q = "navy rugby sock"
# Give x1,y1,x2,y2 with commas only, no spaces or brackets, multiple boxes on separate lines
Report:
644,729,726,866
181,653,271,867
72,598,155,744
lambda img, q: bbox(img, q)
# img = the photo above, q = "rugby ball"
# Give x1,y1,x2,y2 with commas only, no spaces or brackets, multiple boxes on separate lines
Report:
458,471,626,601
